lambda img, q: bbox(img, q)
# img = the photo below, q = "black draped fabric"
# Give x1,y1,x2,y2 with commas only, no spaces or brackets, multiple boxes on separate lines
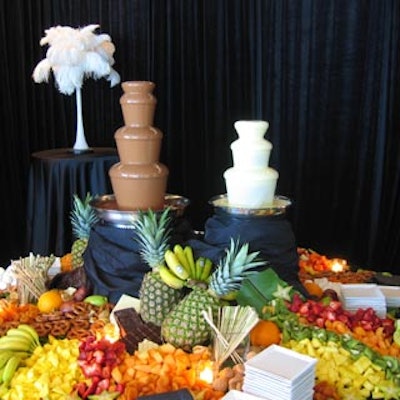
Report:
202,213,298,271
83,224,148,304
1,1,400,273
83,217,194,303
188,212,303,292
84,210,302,303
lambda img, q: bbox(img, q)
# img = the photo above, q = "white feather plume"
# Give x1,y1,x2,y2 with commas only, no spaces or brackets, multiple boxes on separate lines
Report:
32,24,120,95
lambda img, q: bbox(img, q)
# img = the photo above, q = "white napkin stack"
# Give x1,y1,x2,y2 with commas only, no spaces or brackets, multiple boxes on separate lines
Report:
339,284,387,318
242,345,317,400
378,285,400,308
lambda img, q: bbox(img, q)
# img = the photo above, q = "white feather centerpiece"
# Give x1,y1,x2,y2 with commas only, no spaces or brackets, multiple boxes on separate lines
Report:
32,24,120,153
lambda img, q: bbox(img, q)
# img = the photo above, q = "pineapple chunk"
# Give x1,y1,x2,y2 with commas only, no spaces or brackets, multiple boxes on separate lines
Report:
352,355,372,375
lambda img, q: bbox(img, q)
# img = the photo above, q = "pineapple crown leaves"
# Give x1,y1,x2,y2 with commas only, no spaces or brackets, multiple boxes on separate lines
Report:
133,207,172,270
70,192,99,240
209,238,267,296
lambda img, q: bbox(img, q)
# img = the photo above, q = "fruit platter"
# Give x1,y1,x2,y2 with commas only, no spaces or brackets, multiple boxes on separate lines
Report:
0,202,400,400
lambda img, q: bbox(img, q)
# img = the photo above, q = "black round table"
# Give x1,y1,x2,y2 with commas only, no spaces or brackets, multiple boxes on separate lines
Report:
26,147,119,257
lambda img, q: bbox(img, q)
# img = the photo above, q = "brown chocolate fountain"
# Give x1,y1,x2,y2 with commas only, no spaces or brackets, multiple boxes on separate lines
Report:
109,81,169,211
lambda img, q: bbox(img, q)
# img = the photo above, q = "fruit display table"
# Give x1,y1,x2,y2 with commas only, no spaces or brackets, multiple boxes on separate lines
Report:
4,205,399,399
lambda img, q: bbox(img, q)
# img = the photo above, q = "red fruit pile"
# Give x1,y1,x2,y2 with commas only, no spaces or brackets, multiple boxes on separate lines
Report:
75,336,126,399
287,294,395,337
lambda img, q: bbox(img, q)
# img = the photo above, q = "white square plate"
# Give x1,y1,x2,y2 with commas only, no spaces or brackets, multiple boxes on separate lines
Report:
244,344,317,383
221,390,267,400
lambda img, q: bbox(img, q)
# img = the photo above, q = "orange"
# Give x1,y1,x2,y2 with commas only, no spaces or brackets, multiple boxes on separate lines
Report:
37,290,63,313
303,280,324,298
60,253,73,272
249,320,281,347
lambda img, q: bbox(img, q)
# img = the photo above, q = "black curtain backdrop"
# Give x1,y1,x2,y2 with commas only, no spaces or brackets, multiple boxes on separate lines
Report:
1,0,399,272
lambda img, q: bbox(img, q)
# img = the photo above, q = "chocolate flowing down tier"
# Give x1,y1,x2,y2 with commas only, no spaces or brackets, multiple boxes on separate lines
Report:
109,81,169,211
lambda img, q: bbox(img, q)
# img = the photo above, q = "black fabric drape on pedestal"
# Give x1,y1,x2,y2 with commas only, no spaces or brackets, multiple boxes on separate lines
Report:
0,1,399,273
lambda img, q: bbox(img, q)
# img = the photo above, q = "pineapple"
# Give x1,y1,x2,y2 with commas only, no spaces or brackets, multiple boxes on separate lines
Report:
134,208,184,326
161,238,266,349
70,193,99,268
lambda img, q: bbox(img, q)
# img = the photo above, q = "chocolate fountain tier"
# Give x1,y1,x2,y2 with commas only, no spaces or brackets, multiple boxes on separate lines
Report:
90,194,190,229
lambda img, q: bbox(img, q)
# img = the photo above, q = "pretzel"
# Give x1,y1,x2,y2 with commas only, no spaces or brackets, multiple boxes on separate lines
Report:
67,328,92,341
72,302,89,315
90,319,106,333
50,320,71,337
31,321,52,337
4,320,19,329
71,319,90,330
46,311,64,321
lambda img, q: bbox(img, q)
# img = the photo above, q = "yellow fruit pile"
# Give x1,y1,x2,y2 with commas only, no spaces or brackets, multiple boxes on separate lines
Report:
2,336,83,400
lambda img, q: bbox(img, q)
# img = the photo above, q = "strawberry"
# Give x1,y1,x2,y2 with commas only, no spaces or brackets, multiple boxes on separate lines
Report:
93,350,105,364
79,361,103,378
324,310,337,321
337,313,351,326
95,378,111,394
327,300,342,312
288,293,304,312
299,303,311,315
315,317,325,328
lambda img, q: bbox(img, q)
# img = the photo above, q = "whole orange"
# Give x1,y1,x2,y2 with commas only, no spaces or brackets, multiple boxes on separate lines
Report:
249,320,281,347
37,290,63,313
303,280,324,298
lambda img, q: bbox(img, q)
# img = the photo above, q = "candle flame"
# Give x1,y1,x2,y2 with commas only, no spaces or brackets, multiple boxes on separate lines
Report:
96,322,120,342
331,259,346,273
199,366,214,384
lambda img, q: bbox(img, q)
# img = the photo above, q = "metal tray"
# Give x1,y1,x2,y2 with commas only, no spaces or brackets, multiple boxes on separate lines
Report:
90,194,190,229
209,194,292,217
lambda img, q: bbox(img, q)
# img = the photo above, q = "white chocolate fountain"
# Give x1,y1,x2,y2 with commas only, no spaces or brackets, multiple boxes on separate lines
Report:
223,120,279,208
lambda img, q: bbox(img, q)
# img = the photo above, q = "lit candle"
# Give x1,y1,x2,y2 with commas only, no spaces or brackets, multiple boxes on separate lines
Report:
199,365,214,384
331,259,346,273
97,322,120,342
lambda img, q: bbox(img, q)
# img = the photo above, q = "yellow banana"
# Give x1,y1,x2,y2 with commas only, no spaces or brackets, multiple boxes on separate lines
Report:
199,257,213,281
158,265,186,289
173,244,191,275
2,355,21,386
0,337,32,353
0,352,14,369
164,250,189,280
194,257,206,280
6,328,36,349
16,324,40,347
184,245,197,279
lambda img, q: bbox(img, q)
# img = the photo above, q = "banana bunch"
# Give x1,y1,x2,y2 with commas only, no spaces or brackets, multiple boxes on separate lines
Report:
0,324,41,386
159,244,214,288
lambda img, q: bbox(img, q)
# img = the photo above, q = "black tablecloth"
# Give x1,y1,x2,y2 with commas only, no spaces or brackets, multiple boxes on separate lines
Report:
83,210,302,304
26,147,119,257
